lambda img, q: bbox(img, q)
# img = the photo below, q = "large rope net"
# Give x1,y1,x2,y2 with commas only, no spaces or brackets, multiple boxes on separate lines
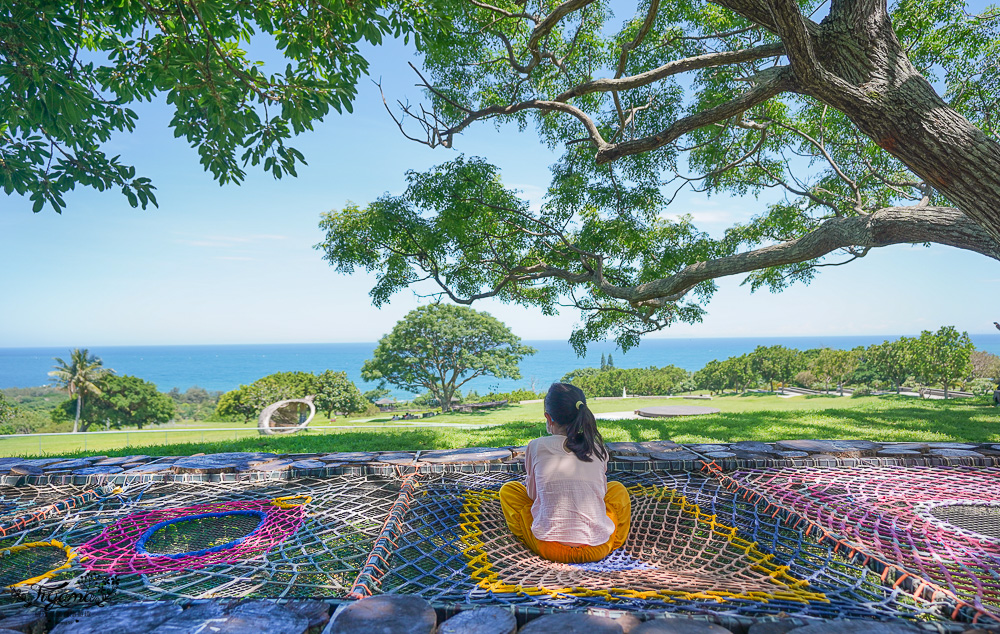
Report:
0,463,997,628
712,464,1000,620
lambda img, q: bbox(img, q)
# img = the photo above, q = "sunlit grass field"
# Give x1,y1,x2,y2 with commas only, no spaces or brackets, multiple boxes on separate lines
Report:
1,393,996,458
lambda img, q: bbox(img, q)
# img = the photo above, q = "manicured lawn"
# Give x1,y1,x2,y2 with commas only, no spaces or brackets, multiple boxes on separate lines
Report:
1,393,995,458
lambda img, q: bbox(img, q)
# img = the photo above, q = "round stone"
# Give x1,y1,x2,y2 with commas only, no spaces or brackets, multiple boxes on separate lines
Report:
877,449,922,457
320,452,375,463
731,441,775,453
331,595,436,634
9,465,43,476
650,451,701,461
419,448,512,464
377,452,417,465
72,466,124,476
289,459,328,470
925,443,979,450
636,406,721,418
729,450,777,460
632,619,733,633
0,610,46,633
439,607,516,634
282,600,331,630
928,449,983,457
747,622,803,634
171,453,277,474
44,459,93,471
95,455,150,466
249,460,294,471
520,614,623,634
638,440,683,452
606,442,646,455
49,603,183,634
612,454,652,462
687,444,729,452
124,463,174,474
882,443,929,453
777,451,810,458
704,451,737,459
774,440,880,457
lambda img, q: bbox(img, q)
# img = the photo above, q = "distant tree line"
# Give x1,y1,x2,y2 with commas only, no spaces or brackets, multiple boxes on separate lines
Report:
689,327,993,398
562,327,997,400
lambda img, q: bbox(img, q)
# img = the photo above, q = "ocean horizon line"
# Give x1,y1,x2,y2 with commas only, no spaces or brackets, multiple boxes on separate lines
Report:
4,334,998,394
4,332,998,350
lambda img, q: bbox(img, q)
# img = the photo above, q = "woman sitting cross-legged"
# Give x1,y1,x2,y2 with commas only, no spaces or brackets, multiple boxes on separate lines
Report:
499,382,631,563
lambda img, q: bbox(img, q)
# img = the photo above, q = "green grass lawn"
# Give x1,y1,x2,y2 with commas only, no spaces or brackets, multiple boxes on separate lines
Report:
2,393,996,458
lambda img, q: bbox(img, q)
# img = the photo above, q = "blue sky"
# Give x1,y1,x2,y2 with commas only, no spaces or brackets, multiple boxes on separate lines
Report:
1,29,998,348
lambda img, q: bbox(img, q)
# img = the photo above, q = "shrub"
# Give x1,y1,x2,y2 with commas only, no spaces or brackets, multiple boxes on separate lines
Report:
476,389,545,404
794,370,817,388
969,378,998,396
568,366,690,397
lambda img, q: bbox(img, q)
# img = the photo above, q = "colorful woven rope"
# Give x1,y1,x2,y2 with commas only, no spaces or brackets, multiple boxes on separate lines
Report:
78,499,305,574
713,463,1000,622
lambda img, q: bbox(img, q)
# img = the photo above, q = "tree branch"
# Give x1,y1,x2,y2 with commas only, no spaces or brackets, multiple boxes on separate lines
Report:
554,43,785,103
595,66,794,164
405,206,999,311
628,206,1000,303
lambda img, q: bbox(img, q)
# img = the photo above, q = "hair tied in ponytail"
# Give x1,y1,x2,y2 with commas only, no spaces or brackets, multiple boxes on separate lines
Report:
545,383,607,463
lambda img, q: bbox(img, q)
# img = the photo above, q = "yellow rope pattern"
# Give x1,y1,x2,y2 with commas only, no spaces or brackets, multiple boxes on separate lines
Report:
459,484,829,605
271,495,312,509
2,539,77,588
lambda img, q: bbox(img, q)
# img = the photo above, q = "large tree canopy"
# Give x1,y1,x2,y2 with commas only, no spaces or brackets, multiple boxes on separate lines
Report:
361,304,536,411
319,0,1000,350
2,0,437,211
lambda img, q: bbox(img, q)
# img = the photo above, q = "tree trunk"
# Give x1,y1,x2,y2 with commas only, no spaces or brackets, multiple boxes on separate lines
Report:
796,4,1000,247
73,395,81,434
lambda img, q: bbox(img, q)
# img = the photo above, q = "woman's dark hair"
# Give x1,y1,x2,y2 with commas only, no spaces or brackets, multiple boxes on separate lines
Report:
544,382,607,462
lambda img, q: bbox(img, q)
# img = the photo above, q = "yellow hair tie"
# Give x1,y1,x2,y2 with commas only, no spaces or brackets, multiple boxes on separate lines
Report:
575,400,584,409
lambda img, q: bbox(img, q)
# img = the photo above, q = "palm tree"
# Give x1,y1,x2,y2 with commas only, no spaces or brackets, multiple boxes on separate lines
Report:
49,349,109,433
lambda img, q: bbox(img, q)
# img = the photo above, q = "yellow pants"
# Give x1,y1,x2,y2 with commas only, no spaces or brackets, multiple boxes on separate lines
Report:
498,481,631,563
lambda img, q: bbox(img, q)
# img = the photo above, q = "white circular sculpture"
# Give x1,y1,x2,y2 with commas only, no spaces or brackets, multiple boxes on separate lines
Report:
258,396,316,436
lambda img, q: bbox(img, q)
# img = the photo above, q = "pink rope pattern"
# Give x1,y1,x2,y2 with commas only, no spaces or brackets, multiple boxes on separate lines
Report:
730,465,1000,618
78,500,305,574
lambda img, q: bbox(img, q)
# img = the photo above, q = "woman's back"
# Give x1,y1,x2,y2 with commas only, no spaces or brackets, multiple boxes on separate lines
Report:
525,435,615,545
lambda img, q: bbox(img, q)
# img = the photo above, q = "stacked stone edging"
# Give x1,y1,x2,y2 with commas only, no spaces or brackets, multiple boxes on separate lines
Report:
2,440,1000,485
17,596,998,634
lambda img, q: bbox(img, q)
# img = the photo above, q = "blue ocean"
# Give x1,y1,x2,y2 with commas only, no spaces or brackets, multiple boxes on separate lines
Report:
2,335,999,398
